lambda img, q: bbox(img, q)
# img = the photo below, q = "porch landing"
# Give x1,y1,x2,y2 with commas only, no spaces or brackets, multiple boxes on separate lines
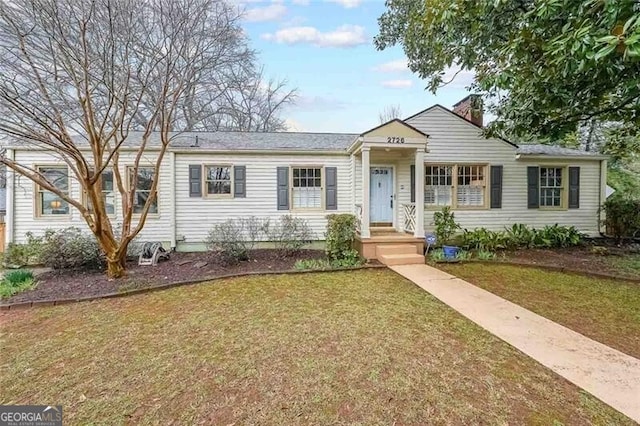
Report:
355,229,425,265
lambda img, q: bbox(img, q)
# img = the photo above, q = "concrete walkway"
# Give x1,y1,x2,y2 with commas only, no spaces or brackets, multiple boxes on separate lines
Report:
391,264,640,423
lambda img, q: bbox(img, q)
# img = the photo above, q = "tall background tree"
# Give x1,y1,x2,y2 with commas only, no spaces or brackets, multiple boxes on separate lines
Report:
375,0,639,136
378,104,402,124
375,0,640,194
0,0,295,277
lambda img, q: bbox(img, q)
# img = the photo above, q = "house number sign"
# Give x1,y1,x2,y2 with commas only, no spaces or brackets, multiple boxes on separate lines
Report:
387,136,405,144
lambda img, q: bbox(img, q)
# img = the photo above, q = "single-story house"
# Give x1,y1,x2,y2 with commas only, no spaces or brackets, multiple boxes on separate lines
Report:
2,96,608,264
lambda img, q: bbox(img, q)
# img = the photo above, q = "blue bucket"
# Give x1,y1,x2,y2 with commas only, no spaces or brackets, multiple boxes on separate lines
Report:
442,245,458,259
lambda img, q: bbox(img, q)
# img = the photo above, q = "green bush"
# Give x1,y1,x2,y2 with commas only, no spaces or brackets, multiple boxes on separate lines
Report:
461,228,507,251
504,224,537,249
602,196,640,241
462,224,583,251
39,227,103,270
3,233,45,267
0,269,35,298
325,214,357,261
533,224,583,248
433,206,460,245
265,215,314,256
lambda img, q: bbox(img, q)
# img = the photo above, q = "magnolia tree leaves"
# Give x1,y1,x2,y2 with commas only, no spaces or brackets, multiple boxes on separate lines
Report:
375,0,640,141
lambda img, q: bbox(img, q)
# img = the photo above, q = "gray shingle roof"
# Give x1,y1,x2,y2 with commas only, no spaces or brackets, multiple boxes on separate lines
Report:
516,144,603,157
150,131,357,151
1,131,359,152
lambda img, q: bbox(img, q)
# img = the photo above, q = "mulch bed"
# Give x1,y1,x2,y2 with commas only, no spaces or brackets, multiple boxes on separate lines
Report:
498,244,639,280
3,249,326,305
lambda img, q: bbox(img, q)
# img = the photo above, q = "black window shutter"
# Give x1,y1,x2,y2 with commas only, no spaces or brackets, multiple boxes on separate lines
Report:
527,166,539,209
410,164,416,203
234,165,246,198
189,165,202,197
325,167,337,210
276,167,289,210
490,165,503,208
568,166,580,209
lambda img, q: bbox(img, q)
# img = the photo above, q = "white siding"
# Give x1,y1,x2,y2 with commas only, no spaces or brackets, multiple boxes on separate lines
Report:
12,150,173,244
406,106,603,235
174,153,352,247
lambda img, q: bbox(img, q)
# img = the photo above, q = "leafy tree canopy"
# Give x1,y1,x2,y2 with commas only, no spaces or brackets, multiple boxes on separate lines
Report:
375,0,640,140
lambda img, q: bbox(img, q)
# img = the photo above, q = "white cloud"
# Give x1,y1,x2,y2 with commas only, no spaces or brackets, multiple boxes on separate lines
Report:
261,25,367,48
292,0,310,4
296,95,348,111
373,59,409,73
244,3,287,22
381,79,413,89
326,0,361,8
440,65,475,88
284,118,305,131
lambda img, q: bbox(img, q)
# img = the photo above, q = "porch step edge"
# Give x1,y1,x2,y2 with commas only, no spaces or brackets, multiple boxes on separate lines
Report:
378,253,425,266
376,244,419,256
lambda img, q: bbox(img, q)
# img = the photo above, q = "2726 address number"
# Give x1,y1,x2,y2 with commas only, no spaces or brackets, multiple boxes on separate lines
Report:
387,137,405,144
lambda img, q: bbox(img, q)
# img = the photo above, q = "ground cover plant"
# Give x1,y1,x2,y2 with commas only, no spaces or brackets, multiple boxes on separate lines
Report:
0,269,632,424
437,263,640,359
0,270,35,298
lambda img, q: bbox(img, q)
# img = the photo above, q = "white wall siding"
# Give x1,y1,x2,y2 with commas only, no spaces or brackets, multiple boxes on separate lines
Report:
407,106,603,235
12,150,173,244
174,153,352,248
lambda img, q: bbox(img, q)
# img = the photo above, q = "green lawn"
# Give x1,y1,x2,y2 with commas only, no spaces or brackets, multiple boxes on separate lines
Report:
608,253,640,276
437,263,640,359
0,269,632,424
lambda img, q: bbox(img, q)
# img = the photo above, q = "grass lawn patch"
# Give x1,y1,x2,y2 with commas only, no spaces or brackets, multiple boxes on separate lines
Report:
0,269,633,424
608,253,640,276
437,263,640,359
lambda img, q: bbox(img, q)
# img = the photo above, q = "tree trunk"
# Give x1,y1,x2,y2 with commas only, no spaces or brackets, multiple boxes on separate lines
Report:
106,251,127,278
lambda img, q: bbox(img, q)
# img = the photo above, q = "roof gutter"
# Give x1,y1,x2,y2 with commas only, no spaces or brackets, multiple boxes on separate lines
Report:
168,148,350,156
515,154,608,161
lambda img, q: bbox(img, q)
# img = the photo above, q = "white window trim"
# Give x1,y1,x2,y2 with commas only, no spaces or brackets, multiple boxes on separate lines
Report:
290,165,325,211
127,166,159,217
203,164,234,198
424,163,489,210
539,165,568,210
34,164,71,219
83,169,116,217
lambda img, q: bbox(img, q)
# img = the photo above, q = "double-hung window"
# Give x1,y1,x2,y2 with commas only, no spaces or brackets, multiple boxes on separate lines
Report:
36,166,69,216
424,164,488,208
292,167,322,209
86,170,115,215
128,166,157,214
456,165,486,207
540,167,563,207
204,165,232,196
424,166,453,206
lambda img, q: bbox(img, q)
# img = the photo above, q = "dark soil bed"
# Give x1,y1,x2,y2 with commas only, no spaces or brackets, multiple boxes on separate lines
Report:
3,249,325,305
498,245,640,280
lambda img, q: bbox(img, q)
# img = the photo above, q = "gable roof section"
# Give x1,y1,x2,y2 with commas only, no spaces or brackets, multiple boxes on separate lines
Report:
404,104,519,148
360,118,428,138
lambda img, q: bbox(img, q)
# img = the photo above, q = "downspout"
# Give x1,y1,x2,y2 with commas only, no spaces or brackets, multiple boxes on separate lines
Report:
598,159,607,237
169,151,177,250
5,148,14,247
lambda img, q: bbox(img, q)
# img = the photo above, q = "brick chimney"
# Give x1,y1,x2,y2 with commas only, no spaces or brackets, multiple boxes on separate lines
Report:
452,95,483,127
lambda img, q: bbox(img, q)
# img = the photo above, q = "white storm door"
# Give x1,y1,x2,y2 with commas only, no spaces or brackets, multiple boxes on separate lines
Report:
369,167,393,223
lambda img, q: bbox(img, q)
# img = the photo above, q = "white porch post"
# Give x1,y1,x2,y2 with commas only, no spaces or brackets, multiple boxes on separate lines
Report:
413,149,425,238
361,147,371,238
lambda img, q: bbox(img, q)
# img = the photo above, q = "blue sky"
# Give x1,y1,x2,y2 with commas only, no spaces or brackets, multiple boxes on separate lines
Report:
239,0,476,133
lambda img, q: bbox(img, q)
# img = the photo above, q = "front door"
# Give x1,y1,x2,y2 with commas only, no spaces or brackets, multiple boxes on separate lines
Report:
370,167,393,225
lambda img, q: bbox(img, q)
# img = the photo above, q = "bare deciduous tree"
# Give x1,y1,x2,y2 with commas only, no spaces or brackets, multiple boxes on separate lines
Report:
0,0,294,277
378,104,402,124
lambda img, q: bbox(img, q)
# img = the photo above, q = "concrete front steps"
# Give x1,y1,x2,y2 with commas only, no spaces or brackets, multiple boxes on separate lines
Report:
377,244,425,266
